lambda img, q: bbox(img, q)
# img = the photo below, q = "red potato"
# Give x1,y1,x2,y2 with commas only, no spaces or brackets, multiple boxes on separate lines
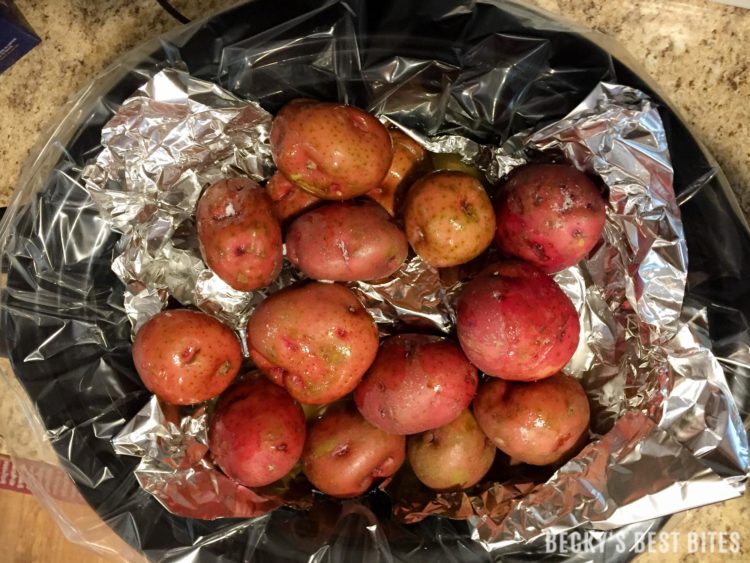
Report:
404,171,495,268
247,282,379,405
366,130,429,215
354,334,478,435
407,409,495,491
132,309,242,405
265,171,321,222
197,177,283,291
270,99,393,200
431,152,484,181
473,374,590,466
209,376,306,487
495,164,606,273
302,403,405,498
286,201,408,282
456,261,579,381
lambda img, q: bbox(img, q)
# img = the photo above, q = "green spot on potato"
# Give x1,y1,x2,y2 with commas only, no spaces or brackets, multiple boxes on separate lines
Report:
312,436,341,459
318,343,348,366
216,361,231,377
301,378,327,398
450,467,471,486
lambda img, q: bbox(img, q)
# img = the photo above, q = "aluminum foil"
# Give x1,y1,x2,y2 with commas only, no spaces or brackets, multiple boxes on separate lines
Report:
84,70,748,544
82,68,276,333
112,379,313,520
350,254,454,334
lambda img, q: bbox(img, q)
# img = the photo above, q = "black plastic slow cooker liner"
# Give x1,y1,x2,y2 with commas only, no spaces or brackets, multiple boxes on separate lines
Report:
1,0,748,561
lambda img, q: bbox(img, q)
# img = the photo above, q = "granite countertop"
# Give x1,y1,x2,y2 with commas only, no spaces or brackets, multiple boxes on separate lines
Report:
0,0,748,562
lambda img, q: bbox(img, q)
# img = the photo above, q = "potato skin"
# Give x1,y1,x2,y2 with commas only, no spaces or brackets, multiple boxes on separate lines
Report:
366,130,428,215
404,171,495,267
473,374,590,466
197,177,283,291
431,152,484,182
247,282,379,405
302,403,405,498
209,376,306,487
354,334,478,435
265,171,321,222
408,409,495,491
286,201,408,282
495,164,606,273
456,261,579,381
132,309,242,405
270,99,393,200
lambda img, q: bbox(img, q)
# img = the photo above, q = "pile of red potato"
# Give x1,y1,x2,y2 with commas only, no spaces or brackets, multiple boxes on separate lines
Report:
131,99,606,499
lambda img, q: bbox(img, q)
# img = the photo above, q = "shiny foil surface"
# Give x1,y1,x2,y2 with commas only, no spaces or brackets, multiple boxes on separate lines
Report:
83,68,276,333
83,67,748,546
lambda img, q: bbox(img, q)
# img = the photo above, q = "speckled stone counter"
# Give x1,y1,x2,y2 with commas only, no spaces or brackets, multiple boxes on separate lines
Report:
0,1,747,561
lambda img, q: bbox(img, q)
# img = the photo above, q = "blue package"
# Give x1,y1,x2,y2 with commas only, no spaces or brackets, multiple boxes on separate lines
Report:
0,1,39,74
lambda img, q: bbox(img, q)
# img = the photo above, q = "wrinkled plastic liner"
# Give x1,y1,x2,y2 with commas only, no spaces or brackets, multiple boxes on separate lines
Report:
1,0,749,561
87,64,745,547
